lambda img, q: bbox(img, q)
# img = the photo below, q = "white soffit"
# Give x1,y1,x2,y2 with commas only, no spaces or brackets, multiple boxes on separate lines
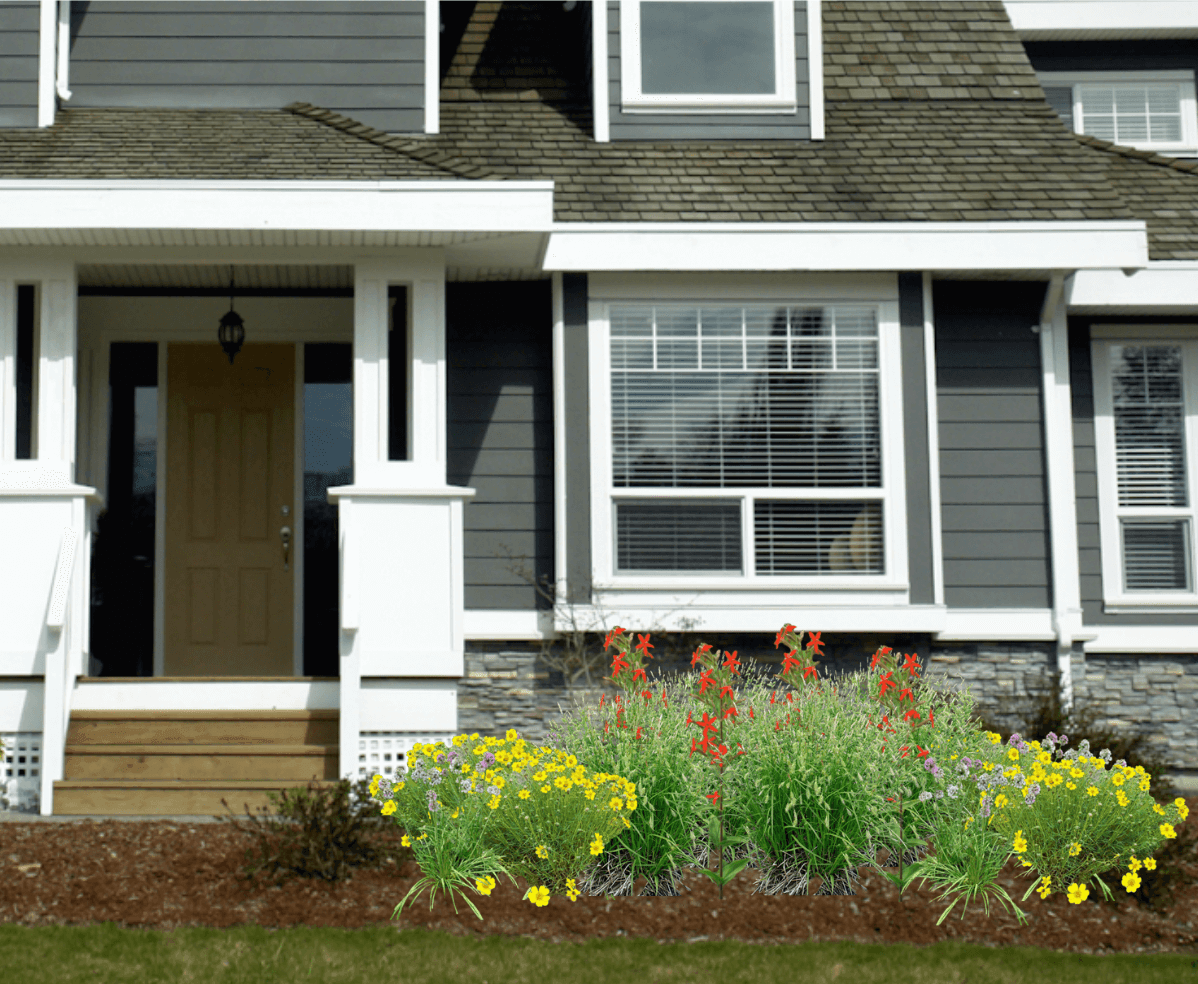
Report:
0,180,555,245
541,222,1149,272
1068,263,1198,313
1004,1,1198,38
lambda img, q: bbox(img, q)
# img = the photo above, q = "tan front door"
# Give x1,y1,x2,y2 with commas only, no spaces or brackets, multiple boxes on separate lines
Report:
164,343,295,676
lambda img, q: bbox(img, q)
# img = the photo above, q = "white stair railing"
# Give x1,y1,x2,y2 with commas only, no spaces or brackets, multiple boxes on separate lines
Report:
40,526,77,816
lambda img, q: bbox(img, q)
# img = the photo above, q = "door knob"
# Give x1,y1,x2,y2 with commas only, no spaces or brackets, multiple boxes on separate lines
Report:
281,525,292,571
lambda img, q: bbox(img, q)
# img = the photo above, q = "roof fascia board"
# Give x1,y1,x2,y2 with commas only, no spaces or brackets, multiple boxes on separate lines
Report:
592,0,610,143
425,0,439,134
38,0,55,127
0,180,555,233
808,0,824,141
1004,1,1198,38
542,222,1149,272
1068,262,1198,311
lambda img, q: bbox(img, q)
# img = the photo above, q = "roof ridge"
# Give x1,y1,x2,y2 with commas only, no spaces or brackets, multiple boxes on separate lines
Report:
1073,133,1198,176
283,103,505,181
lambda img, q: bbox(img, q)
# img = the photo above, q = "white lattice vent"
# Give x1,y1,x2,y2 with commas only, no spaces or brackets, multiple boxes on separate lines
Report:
358,733,455,782
1,733,41,814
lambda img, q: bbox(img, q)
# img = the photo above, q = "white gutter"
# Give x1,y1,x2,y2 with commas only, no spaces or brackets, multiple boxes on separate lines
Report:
807,0,824,140
1004,1,1198,38
424,0,438,134
1068,262,1198,311
56,0,71,103
37,0,55,127
0,180,555,233
542,221,1149,272
591,0,610,142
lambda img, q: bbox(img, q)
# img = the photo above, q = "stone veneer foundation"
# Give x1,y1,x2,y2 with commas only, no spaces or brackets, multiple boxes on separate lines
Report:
459,635,1198,794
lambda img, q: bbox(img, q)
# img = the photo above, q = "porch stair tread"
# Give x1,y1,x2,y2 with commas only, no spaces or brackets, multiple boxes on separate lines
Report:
65,744,337,756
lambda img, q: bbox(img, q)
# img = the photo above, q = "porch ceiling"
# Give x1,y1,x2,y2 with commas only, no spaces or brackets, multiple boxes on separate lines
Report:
0,229,518,249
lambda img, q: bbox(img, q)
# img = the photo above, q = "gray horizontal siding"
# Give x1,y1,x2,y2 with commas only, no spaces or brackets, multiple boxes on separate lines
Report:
0,2,38,128
446,282,555,612
608,0,809,141
933,280,1051,610
1069,317,1198,627
68,1,424,133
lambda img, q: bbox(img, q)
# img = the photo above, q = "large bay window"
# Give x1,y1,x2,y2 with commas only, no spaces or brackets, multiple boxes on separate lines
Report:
593,296,904,590
1093,330,1198,611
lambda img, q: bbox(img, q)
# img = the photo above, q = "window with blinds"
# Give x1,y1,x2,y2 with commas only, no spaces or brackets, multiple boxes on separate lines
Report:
609,304,884,576
1109,344,1193,593
1036,72,1198,157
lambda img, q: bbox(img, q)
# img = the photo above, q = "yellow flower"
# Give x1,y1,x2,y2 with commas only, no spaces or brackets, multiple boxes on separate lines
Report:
609,797,624,812
1069,842,1082,857
1139,779,1150,792
1070,769,1084,779
541,785,551,794
1154,803,1166,816
590,833,605,856
401,834,411,847
994,794,1009,809
488,794,501,810
566,878,581,902
506,729,518,742
1116,790,1129,807
518,789,531,800
585,789,596,801
451,808,460,820
1045,774,1063,788
1037,751,1052,765
1087,786,1099,797
1143,857,1157,871
620,815,631,829
1160,823,1177,839
382,801,398,816
1176,798,1191,821
1038,875,1052,899
963,815,974,831
988,732,1002,745
1067,883,1089,904
1008,748,1020,762
1122,871,1142,893
369,775,383,796
527,885,551,907
1012,831,1028,854
1111,774,1124,787
1128,856,1142,872
535,844,549,859
476,876,497,896
565,755,578,768
1066,782,1077,790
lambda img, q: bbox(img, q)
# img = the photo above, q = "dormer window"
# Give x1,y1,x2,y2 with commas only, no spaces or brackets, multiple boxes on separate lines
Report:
1040,71,1198,157
620,0,797,113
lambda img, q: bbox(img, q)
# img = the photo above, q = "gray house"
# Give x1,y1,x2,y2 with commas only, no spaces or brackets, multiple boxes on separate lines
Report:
0,0,1194,816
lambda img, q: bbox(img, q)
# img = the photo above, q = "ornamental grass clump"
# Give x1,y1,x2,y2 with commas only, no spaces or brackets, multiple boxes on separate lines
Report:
371,730,636,917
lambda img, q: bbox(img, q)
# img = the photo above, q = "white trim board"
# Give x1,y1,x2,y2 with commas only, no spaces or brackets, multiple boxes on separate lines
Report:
0,181,555,234
1004,1,1198,38
543,222,1148,272
1068,264,1198,312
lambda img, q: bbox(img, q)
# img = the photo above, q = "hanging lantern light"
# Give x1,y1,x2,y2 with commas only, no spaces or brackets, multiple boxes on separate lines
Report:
218,266,245,365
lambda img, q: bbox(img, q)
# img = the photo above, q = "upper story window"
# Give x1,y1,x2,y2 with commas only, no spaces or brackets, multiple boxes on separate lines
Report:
1040,71,1198,157
1092,331,1198,612
620,0,797,113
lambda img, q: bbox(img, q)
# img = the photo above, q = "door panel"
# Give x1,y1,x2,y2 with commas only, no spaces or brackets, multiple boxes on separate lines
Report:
165,343,294,676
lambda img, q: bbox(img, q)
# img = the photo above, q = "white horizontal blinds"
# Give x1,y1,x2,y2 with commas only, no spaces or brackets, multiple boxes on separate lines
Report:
610,305,881,488
1079,83,1183,144
616,501,742,572
1110,344,1192,592
755,500,883,575
610,304,882,575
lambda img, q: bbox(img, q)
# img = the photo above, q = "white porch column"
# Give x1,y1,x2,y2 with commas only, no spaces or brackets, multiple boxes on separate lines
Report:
36,263,78,479
0,278,14,461
333,252,473,784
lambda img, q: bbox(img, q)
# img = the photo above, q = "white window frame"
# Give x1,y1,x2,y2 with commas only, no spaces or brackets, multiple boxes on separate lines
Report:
1039,70,1198,157
587,275,908,604
1091,325,1198,613
619,0,797,113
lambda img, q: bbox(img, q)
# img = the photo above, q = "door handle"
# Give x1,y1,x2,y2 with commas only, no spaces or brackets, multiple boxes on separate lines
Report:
280,525,292,571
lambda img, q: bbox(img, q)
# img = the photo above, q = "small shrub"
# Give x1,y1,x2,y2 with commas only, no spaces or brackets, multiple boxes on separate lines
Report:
217,777,412,887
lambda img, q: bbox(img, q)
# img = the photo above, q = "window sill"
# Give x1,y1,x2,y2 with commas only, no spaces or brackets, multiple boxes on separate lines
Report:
619,100,799,115
596,577,908,591
1103,599,1198,614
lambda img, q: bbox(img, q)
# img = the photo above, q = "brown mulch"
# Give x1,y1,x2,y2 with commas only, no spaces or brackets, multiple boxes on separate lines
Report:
1,800,1196,957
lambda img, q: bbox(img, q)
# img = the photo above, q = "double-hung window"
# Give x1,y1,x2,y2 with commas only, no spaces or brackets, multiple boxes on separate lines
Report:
620,0,797,113
592,294,904,589
1039,71,1198,157
1092,329,1198,611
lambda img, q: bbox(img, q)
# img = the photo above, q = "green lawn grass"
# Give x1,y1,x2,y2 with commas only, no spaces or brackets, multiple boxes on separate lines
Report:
0,923,1194,984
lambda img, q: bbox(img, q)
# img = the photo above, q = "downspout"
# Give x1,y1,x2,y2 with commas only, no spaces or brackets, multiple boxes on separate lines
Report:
1035,271,1094,716
56,1,72,103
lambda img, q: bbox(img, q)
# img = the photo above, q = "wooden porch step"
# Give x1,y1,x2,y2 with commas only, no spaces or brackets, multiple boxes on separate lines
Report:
65,709,339,746
63,744,339,782
51,779,350,817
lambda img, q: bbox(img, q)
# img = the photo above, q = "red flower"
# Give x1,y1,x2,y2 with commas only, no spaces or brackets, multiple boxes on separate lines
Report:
604,721,611,734
780,648,803,676
661,693,669,709
722,705,738,721
691,642,713,667
901,652,921,677
769,691,778,705
749,706,755,720
697,669,717,694
927,708,935,727
719,684,736,702
631,665,647,685
635,727,644,740
706,790,721,805
603,627,625,651
598,694,605,707
916,744,930,759
899,686,915,703
803,665,819,681
722,650,742,675
903,708,921,724
806,631,825,656
610,651,630,679
642,689,653,704
696,711,720,737
878,671,897,698
870,646,893,671
635,633,654,658
774,624,797,648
